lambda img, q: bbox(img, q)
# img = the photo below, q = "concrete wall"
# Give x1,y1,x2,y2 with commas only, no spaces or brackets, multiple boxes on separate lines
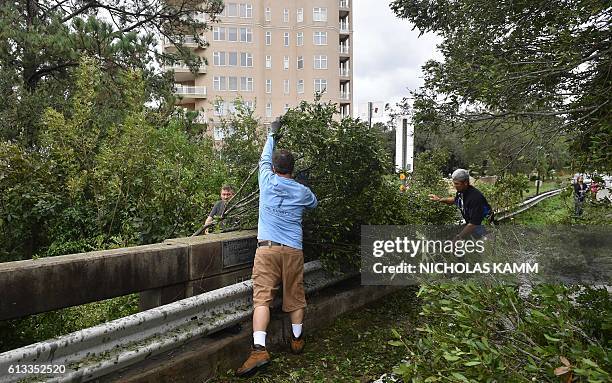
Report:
0,231,257,321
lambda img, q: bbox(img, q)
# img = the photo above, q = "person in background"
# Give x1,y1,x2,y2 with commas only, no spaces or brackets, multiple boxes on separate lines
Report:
204,185,235,234
429,169,493,239
574,175,588,216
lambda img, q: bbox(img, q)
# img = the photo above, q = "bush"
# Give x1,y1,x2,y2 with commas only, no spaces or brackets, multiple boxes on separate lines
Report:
391,283,611,382
0,58,226,262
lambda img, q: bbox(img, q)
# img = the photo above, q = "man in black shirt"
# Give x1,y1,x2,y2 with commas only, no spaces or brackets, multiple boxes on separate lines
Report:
429,169,492,239
204,185,235,234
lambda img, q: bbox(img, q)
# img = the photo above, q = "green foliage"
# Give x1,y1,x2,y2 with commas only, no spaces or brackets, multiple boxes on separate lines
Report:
392,283,611,382
0,59,225,262
390,0,611,169
477,174,531,212
0,0,223,146
0,295,139,352
400,150,458,225
270,102,456,269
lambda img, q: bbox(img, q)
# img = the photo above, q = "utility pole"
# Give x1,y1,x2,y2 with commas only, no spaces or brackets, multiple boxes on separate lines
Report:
367,101,373,128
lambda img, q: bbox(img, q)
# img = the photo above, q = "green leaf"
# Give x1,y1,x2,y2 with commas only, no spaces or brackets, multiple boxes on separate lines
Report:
391,328,402,339
581,358,599,368
543,333,561,342
451,372,469,382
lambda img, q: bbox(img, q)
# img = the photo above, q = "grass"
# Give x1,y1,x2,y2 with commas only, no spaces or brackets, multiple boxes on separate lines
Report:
522,180,561,199
508,191,612,225
212,287,421,383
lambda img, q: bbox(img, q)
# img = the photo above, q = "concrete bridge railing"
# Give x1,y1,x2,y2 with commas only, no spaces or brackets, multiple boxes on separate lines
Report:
0,231,258,321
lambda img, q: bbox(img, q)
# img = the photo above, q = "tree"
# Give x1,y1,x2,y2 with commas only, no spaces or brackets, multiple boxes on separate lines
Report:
390,0,611,169
0,58,225,262
217,101,456,268
0,0,223,146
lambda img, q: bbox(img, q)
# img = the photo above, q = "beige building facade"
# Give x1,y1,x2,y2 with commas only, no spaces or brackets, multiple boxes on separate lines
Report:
165,0,353,137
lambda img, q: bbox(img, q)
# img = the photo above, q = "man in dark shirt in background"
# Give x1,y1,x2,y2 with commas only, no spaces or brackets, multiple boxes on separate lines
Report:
429,169,492,239
204,185,235,234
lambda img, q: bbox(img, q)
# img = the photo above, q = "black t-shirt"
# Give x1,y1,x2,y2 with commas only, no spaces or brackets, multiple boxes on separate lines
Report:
208,200,226,218
574,183,588,201
454,186,491,225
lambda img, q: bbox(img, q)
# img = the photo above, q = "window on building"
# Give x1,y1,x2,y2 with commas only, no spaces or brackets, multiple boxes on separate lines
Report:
313,7,327,22
314,55,328,69
265,55,272,68
284,32,289,47
214,100,226,116
283,8,289,22
265,7,271,21
240,4,252,18
213,27,225,41
226,3,238,17
297,56,304,69
240,77,254,91
265,31,271,45
213,126,225,140
228,103,236,114
228,27,238,42
228,51,238,66
297,79,304,93
314,79,327,93
284,103,290,113
228,76,238,91
283,79,290,94
240,27,252,42
313,31,327,45
296,32,303,46
297,8,304,22
214,76,227,91
266,102,272,118
213,51,226,66
283,56,289,70
240,52,253,67
265,79,272,93
244,100,254,111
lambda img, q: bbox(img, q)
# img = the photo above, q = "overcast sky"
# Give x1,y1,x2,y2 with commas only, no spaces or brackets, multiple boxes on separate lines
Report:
353,0,442,117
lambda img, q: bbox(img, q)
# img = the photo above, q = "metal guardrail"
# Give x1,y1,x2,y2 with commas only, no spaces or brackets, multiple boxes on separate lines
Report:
495,188,562,221
0,261,355,383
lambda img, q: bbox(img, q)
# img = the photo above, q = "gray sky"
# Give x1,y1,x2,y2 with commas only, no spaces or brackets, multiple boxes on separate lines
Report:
353,0,442,117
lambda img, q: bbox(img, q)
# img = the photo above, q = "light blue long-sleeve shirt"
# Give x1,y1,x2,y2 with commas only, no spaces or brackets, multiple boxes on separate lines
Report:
258,133,317,249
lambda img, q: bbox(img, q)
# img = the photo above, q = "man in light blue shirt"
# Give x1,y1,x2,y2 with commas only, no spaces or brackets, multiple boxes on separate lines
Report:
237,120,317,376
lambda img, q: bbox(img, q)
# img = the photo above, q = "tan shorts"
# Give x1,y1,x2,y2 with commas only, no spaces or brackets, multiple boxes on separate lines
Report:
252,245,306,312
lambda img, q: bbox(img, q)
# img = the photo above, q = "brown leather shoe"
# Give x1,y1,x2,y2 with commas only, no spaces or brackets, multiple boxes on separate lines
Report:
290,331,305,354
236,345,270,377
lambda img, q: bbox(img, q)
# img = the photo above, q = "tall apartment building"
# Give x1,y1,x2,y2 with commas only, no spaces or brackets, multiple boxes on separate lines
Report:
164,0,353,136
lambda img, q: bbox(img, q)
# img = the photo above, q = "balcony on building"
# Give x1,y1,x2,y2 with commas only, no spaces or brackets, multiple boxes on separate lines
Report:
163,35,205,51
339,42,350,56
340,104,351,118
339,19,350,34
165,61,206,81
339,67,351,79
339,0,350,17
339,90,351,101
174,84,207,104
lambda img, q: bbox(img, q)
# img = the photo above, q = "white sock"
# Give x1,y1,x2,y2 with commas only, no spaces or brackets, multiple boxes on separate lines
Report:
292,323,303,338
253,331,267,347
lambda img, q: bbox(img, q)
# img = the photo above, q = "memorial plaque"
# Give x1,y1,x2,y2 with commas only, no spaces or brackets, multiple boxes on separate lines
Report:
222,238,257,268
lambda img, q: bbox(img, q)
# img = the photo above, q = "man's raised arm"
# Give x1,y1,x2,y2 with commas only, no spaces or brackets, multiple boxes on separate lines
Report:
259,132,275,187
